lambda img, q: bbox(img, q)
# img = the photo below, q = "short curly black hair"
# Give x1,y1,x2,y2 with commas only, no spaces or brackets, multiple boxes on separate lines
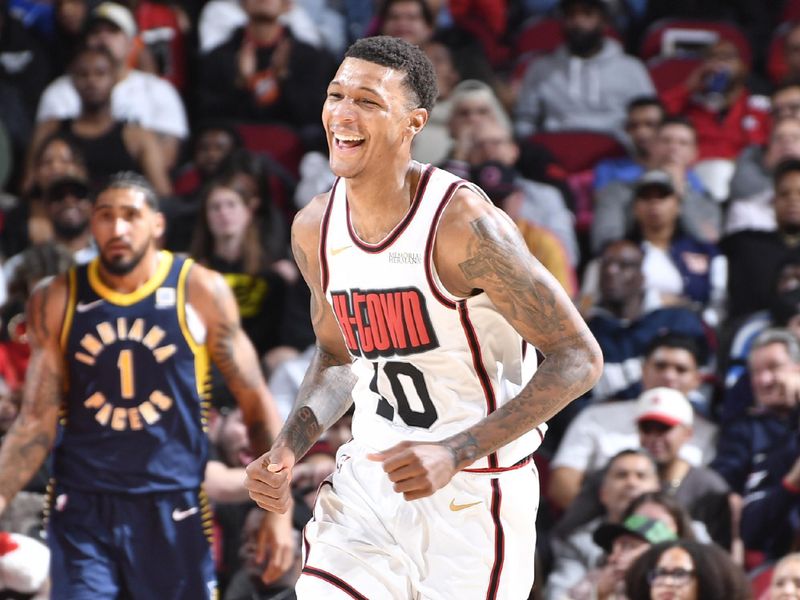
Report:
344,35,438,112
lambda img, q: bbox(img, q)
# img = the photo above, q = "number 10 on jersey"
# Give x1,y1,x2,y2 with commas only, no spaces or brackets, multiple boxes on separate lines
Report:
370,361,438,429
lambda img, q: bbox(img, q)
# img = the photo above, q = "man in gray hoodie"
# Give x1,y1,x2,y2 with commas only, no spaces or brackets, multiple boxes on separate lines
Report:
514,0,654,141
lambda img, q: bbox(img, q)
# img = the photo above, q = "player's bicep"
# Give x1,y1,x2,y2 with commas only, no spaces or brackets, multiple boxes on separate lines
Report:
442,195,589,353
18,281,65,425
291,211,351,364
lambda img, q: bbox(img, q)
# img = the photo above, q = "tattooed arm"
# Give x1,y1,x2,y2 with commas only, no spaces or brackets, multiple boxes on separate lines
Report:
0,276,67,515
188,264,279,456
245,192,356,513
370,189,603,500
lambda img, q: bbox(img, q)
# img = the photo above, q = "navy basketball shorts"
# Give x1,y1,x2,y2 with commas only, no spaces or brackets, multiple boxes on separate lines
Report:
48,486,217,599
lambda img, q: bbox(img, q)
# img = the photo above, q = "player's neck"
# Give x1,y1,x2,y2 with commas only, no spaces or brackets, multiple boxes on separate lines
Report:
97,248,163,294
345,160,419,243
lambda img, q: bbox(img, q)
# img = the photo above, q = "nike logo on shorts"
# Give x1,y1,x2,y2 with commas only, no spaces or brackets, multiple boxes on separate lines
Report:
172,506,199,521
449,499,482,512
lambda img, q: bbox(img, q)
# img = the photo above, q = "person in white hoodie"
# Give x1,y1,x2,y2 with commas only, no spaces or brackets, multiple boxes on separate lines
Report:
514,0,654,141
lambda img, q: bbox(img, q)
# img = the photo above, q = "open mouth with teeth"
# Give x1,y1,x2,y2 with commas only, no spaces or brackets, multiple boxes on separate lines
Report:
334,134,366,150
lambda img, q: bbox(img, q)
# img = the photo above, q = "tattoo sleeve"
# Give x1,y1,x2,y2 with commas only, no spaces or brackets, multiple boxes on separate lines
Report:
444,214,603,469
0,288,62,505
267,218,358,461
273,346,356,461
208,276,272,455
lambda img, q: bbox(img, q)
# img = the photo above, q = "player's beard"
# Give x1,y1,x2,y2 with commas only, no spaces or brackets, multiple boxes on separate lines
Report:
100,236,151,276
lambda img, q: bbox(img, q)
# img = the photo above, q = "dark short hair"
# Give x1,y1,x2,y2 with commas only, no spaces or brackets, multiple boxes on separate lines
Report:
658,115,696,135
70,43,118,72
644,332,703,366
773,77,800,97
605,448,658,477
774,157,800,187
96,171,159,210
344,35,438,112
627,95,665,115
379,0,434,27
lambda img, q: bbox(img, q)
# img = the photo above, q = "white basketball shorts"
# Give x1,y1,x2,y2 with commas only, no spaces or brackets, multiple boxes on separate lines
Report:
296,439,540,599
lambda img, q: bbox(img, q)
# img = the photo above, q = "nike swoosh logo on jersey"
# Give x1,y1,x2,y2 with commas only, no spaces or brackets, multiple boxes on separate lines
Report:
330,245,352,256
449,499,482,512
75,299,105,313
172,506,199,522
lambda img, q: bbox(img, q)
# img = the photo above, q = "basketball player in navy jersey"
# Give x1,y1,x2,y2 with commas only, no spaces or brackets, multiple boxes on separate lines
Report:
0,172,293,599
245,36,603,598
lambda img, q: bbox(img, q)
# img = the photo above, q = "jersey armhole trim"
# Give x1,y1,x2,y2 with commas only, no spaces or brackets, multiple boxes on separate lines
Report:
425,180,470,309
319,178,338,295
59,268,77,351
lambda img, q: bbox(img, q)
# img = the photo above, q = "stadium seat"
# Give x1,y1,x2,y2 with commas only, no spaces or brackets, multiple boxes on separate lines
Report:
514,16,564,57
639,18,752,67
767,21,792,85
236,123,305,177
524,130,627,174
647,55,702,96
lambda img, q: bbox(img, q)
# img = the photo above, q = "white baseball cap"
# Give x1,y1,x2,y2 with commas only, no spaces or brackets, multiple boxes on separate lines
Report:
636,387,693,427
89,2,137,38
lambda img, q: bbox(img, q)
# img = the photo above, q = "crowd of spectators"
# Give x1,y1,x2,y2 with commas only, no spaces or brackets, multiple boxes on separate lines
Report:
5,0,800,597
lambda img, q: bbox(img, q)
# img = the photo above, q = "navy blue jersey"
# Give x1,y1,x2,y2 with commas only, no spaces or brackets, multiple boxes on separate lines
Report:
56,252,211,493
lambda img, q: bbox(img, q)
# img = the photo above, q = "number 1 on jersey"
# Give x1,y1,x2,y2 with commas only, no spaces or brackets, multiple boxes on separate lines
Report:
117,349,135,399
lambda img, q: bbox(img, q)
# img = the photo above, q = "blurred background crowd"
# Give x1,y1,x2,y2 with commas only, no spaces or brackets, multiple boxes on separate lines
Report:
4,0,800,598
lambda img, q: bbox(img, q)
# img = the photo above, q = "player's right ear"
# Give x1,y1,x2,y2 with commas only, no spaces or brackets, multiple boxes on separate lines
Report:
407,107,429,137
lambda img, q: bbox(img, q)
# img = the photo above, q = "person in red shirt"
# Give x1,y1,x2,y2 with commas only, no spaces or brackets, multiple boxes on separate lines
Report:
661,39,770,161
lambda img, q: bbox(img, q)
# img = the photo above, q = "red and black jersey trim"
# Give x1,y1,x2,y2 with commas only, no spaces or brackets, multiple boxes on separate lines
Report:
301,566,370,600
485,479,505,600
424,180,465,309
319,178,339,294
346,164,434,253
458,300,499,469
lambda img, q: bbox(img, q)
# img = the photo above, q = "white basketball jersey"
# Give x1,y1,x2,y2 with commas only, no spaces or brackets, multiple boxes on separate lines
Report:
321,164,545,471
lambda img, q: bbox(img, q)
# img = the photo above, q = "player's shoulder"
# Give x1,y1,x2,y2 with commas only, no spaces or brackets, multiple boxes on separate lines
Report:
26,272,71,343
438,184,512,240
292,190,332,245
184,260,225,297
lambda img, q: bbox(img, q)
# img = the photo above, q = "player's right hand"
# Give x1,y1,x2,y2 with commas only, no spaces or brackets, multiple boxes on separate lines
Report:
245,446,296,514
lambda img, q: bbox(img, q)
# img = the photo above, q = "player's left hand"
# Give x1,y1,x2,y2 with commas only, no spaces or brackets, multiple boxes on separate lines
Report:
367,441,457,501
257,509,296,586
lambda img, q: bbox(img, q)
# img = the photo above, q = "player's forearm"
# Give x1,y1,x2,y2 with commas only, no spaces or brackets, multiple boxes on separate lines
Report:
0,416,56,509
272,346,356,460
443,332,602,470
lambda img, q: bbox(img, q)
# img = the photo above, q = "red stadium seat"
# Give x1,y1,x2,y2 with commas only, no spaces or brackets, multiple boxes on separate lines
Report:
767,22,793,85
514,17,564,57
785,0,800,22
236,123,305,177
639,18,752,67
647,56,702,96
524,130,627,174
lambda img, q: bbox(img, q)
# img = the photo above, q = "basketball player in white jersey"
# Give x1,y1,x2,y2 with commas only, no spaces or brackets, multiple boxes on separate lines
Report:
245,36,603,599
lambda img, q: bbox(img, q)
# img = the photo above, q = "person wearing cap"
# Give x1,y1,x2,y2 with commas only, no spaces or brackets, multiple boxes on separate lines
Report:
634,388,731,546
713,329,800,560
545,448,661,600
592,117,721,256
549,333,717,513
26,44,172,197
628,168,726,325
565,514,678,600
35,2,188,169
513,0,654,140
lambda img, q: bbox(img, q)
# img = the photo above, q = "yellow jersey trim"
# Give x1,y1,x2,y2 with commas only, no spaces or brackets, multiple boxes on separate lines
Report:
176,259,210,397
60,268,77,351
87,251,174,306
